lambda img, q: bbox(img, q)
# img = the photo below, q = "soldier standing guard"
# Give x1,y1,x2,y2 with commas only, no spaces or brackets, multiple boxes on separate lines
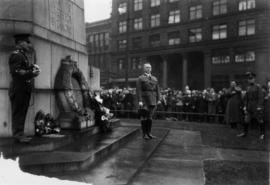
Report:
9,34,40,143
136,63,161,140
237,72,264,139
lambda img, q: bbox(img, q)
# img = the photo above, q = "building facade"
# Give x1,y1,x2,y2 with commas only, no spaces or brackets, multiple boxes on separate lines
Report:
110,0,270,90
86,19,113,87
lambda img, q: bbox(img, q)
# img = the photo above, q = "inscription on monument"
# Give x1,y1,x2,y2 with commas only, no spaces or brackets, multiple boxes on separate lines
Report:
49,0,73,37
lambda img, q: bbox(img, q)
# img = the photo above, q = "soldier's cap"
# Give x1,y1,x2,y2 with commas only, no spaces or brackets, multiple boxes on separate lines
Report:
14,34,31,44
245,72,256,79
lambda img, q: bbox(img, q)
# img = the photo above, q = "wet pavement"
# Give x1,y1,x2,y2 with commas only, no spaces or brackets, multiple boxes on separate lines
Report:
1,119,269,185
53,120,268,185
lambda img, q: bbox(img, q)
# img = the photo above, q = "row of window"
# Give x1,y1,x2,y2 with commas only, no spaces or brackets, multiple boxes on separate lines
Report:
119,0,256,34
88,32,110,52
117,57,143,71
212,51,255,64
118,0,256,19
117,57,144,71
116,50,255,71
118,19,256,50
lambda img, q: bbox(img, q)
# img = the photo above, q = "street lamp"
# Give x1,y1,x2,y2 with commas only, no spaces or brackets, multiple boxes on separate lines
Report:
118,5,130,88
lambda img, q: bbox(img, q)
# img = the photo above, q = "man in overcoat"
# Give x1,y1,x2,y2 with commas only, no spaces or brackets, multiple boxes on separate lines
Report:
136,63,161,139
237,72,264,139
9,34,40,142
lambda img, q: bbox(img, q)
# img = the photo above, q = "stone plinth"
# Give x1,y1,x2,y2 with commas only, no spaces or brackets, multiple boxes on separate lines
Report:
0,0,89,137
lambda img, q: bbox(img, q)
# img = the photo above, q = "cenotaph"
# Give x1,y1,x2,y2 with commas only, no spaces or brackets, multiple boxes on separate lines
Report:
0,0,93,136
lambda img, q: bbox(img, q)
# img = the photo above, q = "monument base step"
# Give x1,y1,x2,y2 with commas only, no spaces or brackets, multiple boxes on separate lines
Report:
0,119,121,157
19,126,140,174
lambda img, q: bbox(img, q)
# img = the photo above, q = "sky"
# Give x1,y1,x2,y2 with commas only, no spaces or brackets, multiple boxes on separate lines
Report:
84,0,112,23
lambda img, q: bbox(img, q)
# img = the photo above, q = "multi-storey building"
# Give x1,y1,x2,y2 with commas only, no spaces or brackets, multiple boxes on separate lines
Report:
110,0,270,89
86,19,113,86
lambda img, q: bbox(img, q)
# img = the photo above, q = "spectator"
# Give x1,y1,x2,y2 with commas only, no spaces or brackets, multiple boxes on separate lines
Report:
225,81,243,128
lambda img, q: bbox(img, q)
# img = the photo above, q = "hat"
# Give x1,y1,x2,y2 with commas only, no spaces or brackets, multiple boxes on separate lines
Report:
245,72,256,79
14,34,31,44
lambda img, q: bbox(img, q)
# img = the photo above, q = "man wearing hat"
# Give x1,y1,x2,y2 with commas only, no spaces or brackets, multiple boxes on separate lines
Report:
9,34,40,142
136,63,161,140
237,72,264,139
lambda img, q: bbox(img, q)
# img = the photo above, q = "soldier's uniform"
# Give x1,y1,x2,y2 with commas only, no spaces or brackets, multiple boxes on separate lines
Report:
9,41,36,139
136,73,160,139
239,72,264,138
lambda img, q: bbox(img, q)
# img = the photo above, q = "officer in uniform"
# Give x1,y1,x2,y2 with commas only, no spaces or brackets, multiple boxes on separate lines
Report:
136,63,161,140
9,34,40,142
237,72,264,139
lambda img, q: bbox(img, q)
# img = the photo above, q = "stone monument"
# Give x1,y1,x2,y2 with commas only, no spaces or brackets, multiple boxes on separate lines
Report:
0,0,90,136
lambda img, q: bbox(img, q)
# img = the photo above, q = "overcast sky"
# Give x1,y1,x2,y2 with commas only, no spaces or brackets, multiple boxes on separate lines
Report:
84,0,112,23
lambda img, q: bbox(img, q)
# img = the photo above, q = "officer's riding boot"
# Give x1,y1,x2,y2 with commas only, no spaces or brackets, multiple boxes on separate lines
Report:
147,119,157,139
237,123,248,137
141,120,150,140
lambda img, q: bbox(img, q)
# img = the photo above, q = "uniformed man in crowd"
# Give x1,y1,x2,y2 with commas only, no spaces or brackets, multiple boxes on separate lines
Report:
237,72,264,139
9,34,40,143
136,63,161,140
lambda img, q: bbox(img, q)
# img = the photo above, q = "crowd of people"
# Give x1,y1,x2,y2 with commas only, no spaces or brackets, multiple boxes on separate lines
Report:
96,80,270,127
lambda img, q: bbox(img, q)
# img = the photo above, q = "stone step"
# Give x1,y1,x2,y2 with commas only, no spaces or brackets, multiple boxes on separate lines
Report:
0,119,121,157
54,128,170,185
19,126,140,174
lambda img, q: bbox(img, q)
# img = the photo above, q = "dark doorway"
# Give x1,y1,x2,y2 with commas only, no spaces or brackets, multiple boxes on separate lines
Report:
187,52,204,90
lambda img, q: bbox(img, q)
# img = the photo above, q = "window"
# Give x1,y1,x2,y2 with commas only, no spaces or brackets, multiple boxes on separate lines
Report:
149,34,160,47
131,57,143,70
212,56,230,64
134,18,143,30
118,2,127,14
94,34,99,50
132,37,142,49
118,59,124,71
134,0,143,11
212,24,227,40
190,5,202,20
104,33,109,49
119,21,127,33
238,19,255,36
189,28,202,43
99,33,104,48
235,51,255,63
87,35,94,52
118,39,127,50
151,0,160,7
168,10,180,24
150,14,160,28
212,49,230,64
168,31,181,45
88,35,94,43
213,0,227,16
239,0,256,11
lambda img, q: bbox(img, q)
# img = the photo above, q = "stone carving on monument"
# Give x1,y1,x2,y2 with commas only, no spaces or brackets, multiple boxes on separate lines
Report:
54,56,95,130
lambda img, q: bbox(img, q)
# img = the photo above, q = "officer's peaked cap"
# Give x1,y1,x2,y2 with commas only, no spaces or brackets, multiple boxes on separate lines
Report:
14,34,31,44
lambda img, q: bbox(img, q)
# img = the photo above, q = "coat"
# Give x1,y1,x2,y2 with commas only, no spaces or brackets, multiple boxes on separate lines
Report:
225,87,242,124
244,83,264,113
263,89,270,123
8,49,35,96
136,73,160,107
